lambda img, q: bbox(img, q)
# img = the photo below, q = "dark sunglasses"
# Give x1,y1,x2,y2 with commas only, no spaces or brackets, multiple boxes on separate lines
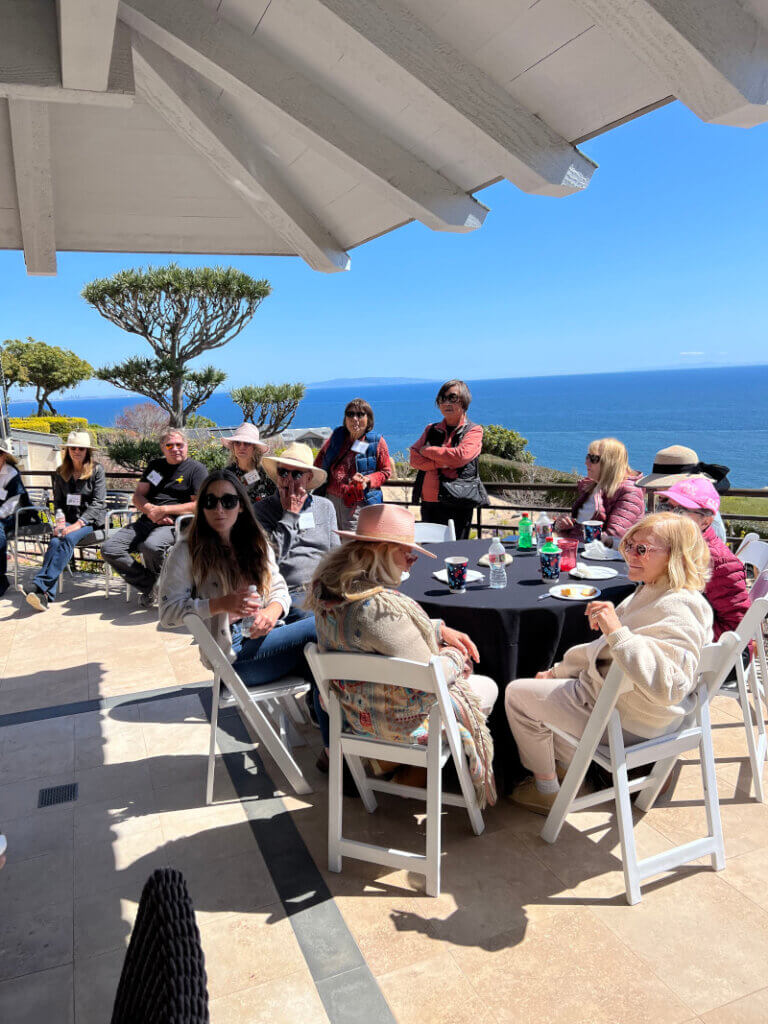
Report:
201,493,240,510
345,410,366,420
439,393,461,404
277,468,307,480
586,453,601,464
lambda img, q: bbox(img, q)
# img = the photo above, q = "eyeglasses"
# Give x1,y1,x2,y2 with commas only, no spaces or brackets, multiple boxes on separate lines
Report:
201,493,240,510
439,393,461,404
657,499,709,518
277,468,307,481
623,540,667,558
586,453,601,464
164,443,185,450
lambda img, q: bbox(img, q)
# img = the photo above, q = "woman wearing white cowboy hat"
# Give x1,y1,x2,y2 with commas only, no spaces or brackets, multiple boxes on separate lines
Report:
304,504,497,804
0,439,33,598
26,431,107,611
221,422,275,505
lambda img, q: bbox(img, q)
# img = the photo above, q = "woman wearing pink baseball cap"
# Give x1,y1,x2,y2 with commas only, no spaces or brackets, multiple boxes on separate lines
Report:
656,477,750,640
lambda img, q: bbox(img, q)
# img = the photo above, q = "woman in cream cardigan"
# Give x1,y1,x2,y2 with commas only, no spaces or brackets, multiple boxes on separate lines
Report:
505,512,713,815
305,503,497,806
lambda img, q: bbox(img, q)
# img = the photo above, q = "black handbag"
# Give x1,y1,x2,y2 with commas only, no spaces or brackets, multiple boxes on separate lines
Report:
438,474,489,509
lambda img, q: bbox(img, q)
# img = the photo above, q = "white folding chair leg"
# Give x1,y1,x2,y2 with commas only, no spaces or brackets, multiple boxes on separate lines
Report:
736,655,766,802
206,675,222,805
328,694,344,873
635,754,677,812
698,692,726,871
425,709,443,897
607,713,642,905
345,752,378,813
284,692,310,726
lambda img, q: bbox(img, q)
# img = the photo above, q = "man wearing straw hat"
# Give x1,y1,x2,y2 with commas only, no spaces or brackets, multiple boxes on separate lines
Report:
255,442,340,606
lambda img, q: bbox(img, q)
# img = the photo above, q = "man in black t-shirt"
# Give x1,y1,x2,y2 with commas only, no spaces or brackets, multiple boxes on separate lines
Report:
102,428,207,606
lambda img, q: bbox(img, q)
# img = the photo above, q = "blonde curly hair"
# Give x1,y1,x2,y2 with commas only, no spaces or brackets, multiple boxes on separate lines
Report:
619,512,710,591
304,540,404,610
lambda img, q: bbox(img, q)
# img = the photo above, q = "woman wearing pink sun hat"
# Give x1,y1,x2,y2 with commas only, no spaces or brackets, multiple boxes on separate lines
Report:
656,477,750,640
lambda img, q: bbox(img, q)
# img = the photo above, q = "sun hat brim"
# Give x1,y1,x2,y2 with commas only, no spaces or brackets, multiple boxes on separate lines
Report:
635,470,713,489
221,435,268,455
261,454,327,490
334,528,437,558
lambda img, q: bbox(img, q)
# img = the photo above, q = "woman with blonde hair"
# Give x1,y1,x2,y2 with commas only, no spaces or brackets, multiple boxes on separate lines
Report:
505,512,713,814
555,437,644,545
26,431,107,611
221,422,275,505
306,503,497,805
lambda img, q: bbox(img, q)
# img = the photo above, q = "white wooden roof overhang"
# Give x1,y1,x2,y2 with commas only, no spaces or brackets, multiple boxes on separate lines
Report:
1,0,767,276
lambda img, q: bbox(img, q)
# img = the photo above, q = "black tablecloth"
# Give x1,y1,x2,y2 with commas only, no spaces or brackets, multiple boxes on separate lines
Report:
400,539,635,791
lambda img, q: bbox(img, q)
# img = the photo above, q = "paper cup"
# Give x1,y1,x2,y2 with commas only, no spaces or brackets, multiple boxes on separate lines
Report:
444,555,469,592
583,521,602,543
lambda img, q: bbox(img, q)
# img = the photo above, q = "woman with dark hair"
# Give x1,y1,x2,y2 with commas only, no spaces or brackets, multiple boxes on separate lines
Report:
158,470,316,687
26,431,106,611
409,379,487,540
314,397,392,530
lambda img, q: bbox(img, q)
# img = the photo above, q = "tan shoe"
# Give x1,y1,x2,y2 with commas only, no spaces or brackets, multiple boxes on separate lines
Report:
509,778,558,816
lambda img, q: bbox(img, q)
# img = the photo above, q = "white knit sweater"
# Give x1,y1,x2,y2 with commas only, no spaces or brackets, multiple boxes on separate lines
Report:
552,581,714,737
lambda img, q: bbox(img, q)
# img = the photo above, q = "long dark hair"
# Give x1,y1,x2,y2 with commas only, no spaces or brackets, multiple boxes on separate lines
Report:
188,470,272,597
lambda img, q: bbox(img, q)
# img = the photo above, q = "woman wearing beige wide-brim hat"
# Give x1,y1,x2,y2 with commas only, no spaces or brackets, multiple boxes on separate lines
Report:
0,439,33,597
636,444,731,542
221,423,275,505
304,504,498,804
25,431,107,611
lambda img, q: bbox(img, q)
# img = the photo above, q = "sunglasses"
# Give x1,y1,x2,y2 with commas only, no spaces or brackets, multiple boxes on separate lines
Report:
657,499,709,518
345,411,366,420
277,468,307,481
202,493,240,510
586,453,601,464
68,446,87,452
623,540,667,558
439,393,462,404
164,443,186,450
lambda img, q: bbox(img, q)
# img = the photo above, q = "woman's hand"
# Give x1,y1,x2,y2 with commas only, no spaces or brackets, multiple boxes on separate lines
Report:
586,600,622,636
245,602,282,638
535,668,556,679
555,515,574,531
440,625,479,665
216,586,262,617
62,521,83,537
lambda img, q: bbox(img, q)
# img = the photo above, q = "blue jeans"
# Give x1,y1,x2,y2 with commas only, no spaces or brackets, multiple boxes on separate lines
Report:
32,525,97,599
231,607,317,688
0,518,13,579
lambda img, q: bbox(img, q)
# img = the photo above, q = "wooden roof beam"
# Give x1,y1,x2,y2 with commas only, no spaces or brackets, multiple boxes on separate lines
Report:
118,0,488,233
132,36,351,273
8,100,57,275
572,0,768,128
56,0,120,92
312,0,596,197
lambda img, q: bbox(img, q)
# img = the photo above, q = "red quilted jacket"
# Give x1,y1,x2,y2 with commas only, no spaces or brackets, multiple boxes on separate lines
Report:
561,474,645,542
703,526,751,640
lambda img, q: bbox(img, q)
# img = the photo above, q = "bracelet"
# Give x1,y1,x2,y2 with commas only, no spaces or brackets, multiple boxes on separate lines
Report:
434,619,444,645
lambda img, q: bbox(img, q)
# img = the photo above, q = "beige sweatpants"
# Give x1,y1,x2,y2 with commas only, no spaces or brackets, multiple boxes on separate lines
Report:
504,676,641,777
465,674,499,716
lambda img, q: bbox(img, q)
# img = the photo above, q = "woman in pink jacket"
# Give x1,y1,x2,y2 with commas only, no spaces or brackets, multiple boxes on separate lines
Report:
555,437,644,547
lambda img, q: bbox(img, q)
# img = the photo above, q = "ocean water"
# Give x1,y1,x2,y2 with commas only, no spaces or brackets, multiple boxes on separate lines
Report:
9,365,768,487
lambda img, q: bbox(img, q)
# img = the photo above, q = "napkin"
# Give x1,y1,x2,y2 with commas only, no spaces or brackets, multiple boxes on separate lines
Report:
570,562,618,580
477,553,514,566
583,540,624,561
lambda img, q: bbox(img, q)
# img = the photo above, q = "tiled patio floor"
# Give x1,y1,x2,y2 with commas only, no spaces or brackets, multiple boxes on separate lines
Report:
3,572,768,1023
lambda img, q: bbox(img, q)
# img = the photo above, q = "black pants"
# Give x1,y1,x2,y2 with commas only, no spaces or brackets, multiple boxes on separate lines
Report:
421,501,474,540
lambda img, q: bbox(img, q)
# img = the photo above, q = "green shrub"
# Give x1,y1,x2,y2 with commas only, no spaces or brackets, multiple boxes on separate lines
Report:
186,413,217,428
10,417,51,433
9,415,88,438
482,424,535,464
187,438,230,472
105,435,162,472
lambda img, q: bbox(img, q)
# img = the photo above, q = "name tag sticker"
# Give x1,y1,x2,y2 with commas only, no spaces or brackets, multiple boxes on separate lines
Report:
0,487,6,501
244,470,259,485
66,493,81,507
147,470,163,486
298,511,315,531
351,440,368,454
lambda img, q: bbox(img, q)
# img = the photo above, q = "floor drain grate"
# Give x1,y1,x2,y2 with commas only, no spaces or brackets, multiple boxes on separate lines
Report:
38,783,79,808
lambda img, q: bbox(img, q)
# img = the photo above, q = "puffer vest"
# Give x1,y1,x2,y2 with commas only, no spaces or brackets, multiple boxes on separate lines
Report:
411,420,482,504
321,426,383,505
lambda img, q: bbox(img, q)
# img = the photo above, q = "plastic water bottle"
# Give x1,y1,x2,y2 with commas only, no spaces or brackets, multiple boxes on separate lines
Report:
240,585,261,638
488,536,507,589
534,511,552,547
54,509,65,536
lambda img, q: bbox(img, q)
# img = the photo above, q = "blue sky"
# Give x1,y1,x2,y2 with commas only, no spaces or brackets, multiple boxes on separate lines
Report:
1,99,766,399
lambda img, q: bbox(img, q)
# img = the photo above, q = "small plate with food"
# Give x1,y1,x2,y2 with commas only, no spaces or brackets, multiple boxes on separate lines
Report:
548,584,601,601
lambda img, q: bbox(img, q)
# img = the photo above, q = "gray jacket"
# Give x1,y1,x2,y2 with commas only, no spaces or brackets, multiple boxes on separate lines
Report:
254,493,340,593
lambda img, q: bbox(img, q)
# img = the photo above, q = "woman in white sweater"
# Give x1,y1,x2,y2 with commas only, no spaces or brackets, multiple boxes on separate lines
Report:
159,470,316,687
505,512,713,814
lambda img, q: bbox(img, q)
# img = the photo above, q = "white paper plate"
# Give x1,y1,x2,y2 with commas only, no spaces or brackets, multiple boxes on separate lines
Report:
433,568,485,585
569,565,618,580
548,584,601,601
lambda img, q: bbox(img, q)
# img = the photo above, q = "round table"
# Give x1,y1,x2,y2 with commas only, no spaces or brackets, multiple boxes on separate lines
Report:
400,539,635,791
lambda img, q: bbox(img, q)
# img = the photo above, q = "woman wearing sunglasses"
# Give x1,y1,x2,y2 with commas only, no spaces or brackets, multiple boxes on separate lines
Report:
555,437,644,546
26,431,107,611
505,512,712,815
159,470,316,689
221,422,275,505
410,379,487,540
314,398,392,531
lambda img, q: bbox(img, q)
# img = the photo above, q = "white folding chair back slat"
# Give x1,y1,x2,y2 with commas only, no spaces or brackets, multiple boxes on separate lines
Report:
305,643,484,897
736,532,759,557
539,633,741,904
183,614,312,800
739,539,768,575
413,519,456,544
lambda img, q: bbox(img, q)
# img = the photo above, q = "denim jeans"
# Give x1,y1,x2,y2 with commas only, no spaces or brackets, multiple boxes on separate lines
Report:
32,525,98,599
0,517,14,579
231,607,317,688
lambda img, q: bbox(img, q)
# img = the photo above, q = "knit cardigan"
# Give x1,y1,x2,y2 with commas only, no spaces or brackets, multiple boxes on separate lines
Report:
703,525,751,640
552,581,713,738
562,474,645,542
158,537,291,669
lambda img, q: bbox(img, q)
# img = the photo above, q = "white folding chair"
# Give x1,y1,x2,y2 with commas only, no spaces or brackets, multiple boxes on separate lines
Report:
735,532,759,558
305,644,484,897
413,519,456,544
739,539,768,576
715,596,768,801
173,514,194,543
539,632,742,905
183,613,313,800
